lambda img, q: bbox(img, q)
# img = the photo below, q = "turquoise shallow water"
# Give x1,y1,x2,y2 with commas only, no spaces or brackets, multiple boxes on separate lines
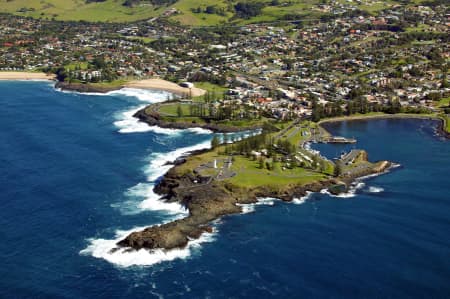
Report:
1,81,449,298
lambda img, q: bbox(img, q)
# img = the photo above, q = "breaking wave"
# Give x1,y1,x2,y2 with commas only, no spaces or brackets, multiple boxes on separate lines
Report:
320,181,366,198
367,186,384,193
237,198,279,214
292,191,313,204
113,106,184,135
143,139,211,182
80,226,217,267
83,137,213,266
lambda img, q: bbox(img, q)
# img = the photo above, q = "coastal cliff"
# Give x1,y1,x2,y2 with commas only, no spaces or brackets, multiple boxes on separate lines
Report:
116,149,392,251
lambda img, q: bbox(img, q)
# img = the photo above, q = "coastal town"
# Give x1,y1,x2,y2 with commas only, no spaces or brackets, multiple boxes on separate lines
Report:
0,0,449,125
1,0,449,251
2,2,450,296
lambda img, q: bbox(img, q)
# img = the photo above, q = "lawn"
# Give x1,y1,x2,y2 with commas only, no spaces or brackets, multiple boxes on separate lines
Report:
228,156,326,188
158,103,193,116
193,82,227,94
65,62,89,71
444,115,450,133
437,97,450,108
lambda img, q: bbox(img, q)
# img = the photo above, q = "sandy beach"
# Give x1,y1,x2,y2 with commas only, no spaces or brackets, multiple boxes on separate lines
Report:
126,79,206,97
0,72,56,81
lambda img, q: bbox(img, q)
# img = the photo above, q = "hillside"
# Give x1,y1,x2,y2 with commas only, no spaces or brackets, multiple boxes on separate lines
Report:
0,0,407,25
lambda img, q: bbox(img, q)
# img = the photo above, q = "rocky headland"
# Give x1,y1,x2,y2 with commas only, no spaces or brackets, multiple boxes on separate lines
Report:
55,81,123,93
115,148,392,252
133,106,263,133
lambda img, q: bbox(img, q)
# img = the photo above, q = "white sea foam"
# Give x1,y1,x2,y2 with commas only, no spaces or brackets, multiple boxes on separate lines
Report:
144,140,211,182
320,181,366,198
126,183,188,216
292,191,313,204
114,106,185,135
237,197,279,214
367,186,384,193
80,226,217,267
83,136,213,267
110,89,179,134
109,88,172,103
116,140,212,216
54,86,180,134
186,127,213,135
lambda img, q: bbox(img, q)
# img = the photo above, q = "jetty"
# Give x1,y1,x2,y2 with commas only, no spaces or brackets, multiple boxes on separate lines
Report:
319,136,357,144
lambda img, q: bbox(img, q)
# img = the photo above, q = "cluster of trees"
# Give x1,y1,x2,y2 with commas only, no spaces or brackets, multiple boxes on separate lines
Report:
85,0,107,3
234,2,264,19
186,102,260,122
122,0,177,7
311,98,406,122
190,2,265,19
217,130,300,159
191,5,227,16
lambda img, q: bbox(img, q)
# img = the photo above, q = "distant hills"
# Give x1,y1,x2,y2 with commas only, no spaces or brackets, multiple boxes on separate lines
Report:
0,0,408,25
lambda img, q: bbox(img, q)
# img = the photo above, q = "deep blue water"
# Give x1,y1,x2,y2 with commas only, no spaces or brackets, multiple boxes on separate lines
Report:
1,81,449,298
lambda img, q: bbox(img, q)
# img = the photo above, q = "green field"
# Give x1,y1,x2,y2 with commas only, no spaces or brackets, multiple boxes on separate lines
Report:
1,0,414,25
158,103,192,116
445,116,450,133
0,0,165,22
228,155,327,188
437,97,450,108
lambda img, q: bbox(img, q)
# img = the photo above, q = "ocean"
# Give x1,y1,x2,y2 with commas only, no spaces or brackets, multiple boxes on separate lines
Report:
0,81,449,298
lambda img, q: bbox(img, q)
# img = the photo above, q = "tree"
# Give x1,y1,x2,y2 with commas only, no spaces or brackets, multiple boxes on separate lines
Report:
258,157,264,169
211,135,220,149
55,67,67,82
312,154,319,170
334,161,343,177
176,105,183,117
319,160,327,173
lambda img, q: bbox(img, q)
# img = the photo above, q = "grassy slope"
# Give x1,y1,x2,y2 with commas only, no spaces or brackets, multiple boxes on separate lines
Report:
0,0,417,24
173,142,327,190
0,0,163,22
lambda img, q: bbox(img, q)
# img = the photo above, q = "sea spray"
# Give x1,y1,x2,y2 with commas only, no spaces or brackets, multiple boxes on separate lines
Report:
80,226,217,267
367,186,384,193
83,137,215,266
237,198,280,214
114,106,185,135
292,191,313,204
143,140,212,182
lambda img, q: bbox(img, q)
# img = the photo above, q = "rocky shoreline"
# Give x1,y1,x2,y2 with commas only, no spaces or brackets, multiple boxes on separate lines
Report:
115,149,392,252
133,107,262,133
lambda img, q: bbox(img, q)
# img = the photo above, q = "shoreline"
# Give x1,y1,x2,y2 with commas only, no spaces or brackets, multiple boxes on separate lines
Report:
55,78,207,97
116,150,392,251
115,112,450,252
126,79,206,97
0,71,56,81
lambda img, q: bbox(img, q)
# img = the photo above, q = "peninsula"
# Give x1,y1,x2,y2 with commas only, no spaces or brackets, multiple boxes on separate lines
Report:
115,118,392,251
